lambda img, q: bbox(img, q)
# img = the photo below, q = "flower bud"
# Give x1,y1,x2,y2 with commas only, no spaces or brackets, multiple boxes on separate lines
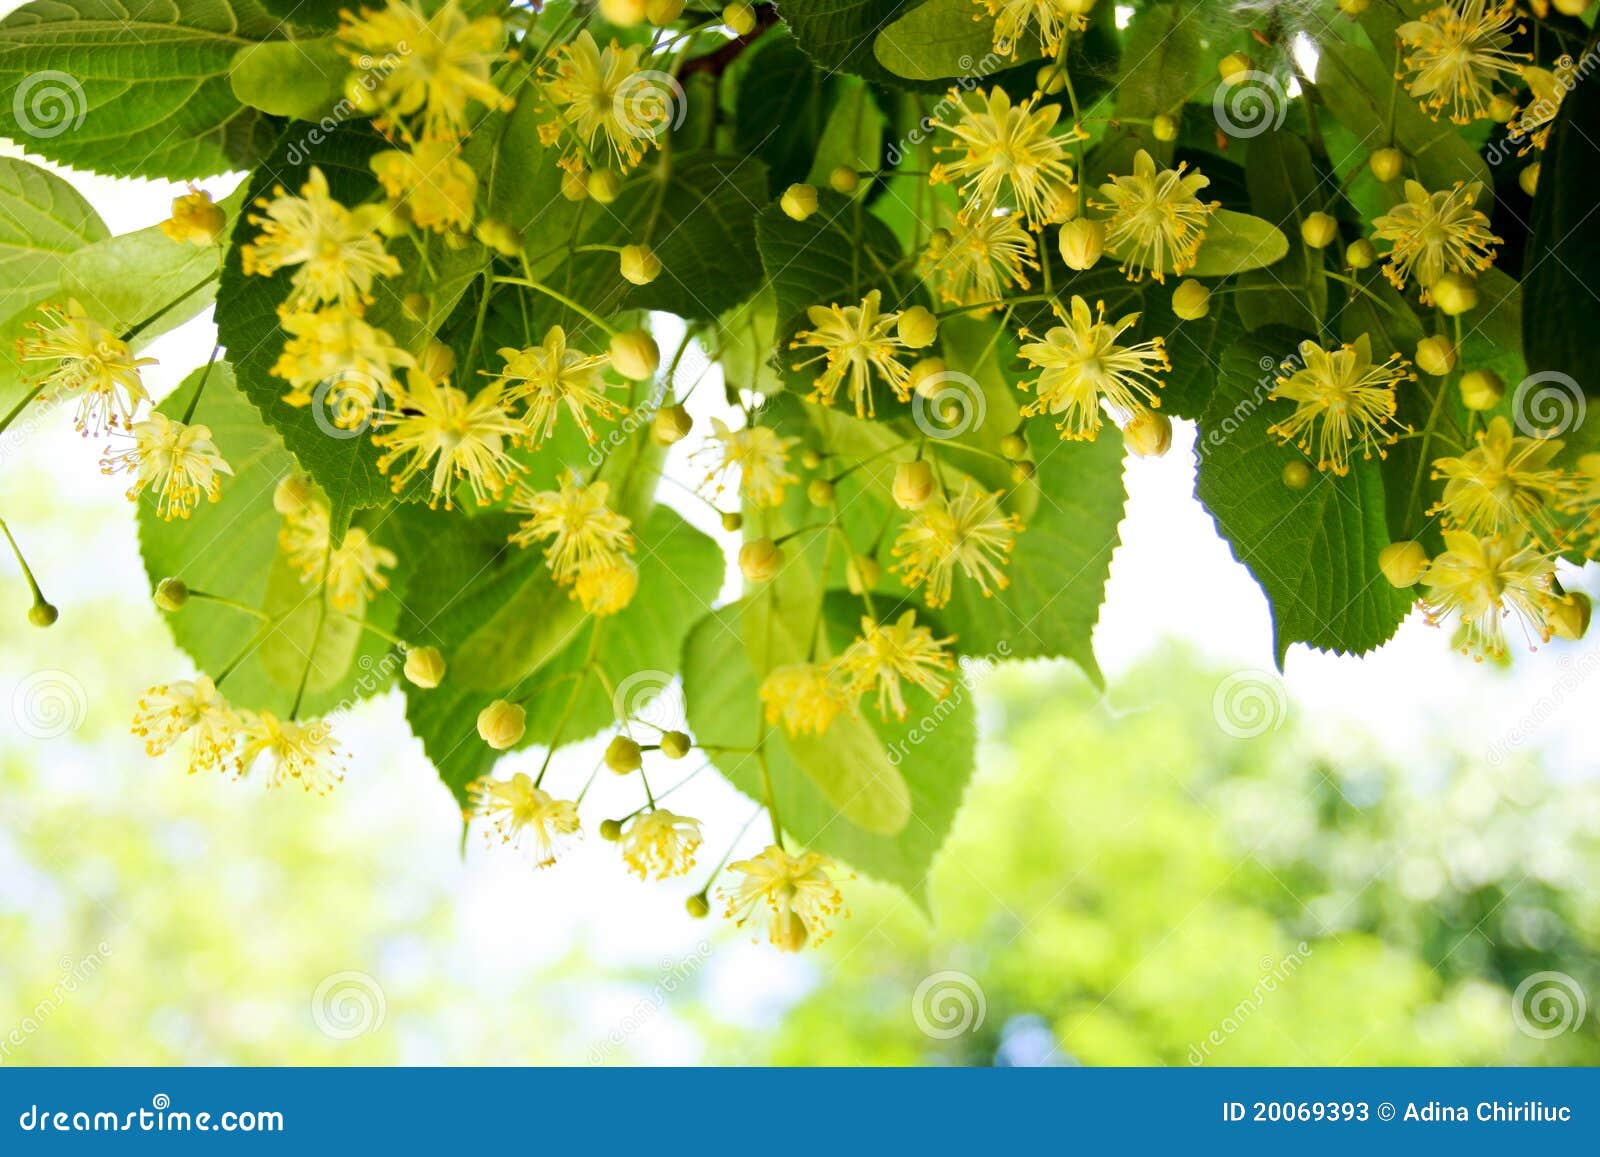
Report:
154,577,188,612
1218,52,1252,82
908,357,946,397
1431,272,1478,316
651,402,693,445
599,818,623,841
1458,369,1504,411
1124,410,1172,457
685,892,711,919
1012,460,1036,483
1300,212,1337,248
893,460,937,510
28,601,58,628
723,1,757,35
1379,541,1428,588
588,169,622,204
800,448,823,470
273,473,316,515
829,166,860,194
896,305,939,349
404,645,446,689
610,329,660,380
163,189,226,246
1554,0,1591,14
1058,218,1105,270
1548,592,1592,641
739,538,784,582
1487,94,1517,123
619,243,661,286
1520,163,1540,197
605,734,643,774
599,0,647,24
1414,335,1456,377
343,74,378,113
1367,147,1403,182
477,699,526,750
807,478,836,506
1338,0,1370,13
476,218,522,257
721,510,743,532
561,168,589,202
660,730,692,759
1346,238,1376,270
1036,65,1066,95
846,554,881,594
646,0,685,22
1171,278,1211,320
1281,460,1312,490
780,183,818,221
1152,113,1178,142
1000,432,1029,459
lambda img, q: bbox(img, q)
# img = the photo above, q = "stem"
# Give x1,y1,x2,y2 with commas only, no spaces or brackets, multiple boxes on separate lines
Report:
0,516,52,613
122,271,219,344
495,275,617,336
188,590,271,620
0,382,49,440
180,343,223,424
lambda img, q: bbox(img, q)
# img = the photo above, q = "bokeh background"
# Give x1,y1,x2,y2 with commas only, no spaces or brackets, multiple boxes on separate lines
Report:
2,131,1598,1069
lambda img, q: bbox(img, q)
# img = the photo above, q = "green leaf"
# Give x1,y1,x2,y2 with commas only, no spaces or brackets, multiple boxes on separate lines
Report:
734,32,835,191
779,0,928,88
806,76,884,186
1196,330,1412,664
230,37,348,121
1235,131,1327,333
0,155,108,324
0,0,281,179
1181,209,1290,279
1142,288,1244,421
1089,1,1202,177
874,0,1035,82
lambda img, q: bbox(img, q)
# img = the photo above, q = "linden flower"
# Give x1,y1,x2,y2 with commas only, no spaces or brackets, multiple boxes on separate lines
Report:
1431,416,1573,537
790,289,912,418
621,810,703,880
339,0,508,142
1370,181,1500,302
101,412,232,520
893,481,1023,608
279,497,397,611
1096,150,1218,282
271,305,415,421
160,186,226,245
572,556,639,616
372,371,526,508
981,0,1091,59
930,86,1080,228
1268,335,1413,476
236,711,344,794
132,676,242,775
1398,0,1527,125
925,213,1038,308
544,31,672,170
693,416,800,508
369,141,478,232
1510,59,1576,152
836,610,956,722
241,167,400,310
1420,530,1556,659
492,326,623,444
509,470,635,587
1017,295,1169,440
722,845,847,952
469,772,581,868
759,662,850,738
19,300,154,435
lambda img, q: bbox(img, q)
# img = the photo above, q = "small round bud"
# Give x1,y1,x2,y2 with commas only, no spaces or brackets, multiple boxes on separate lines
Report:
605,734,643,774
619,243,661,286
374,200,410,238
685,893,710,919
1346,238,1376,270
1414,335,1457,377
477,699,526,750
588,169,622,204
599,0,648,24
1379,541,1428,588
1431,272,1478,316
273,473,315,515
1520,163,1540,197
476,218,522,257
599,818,623,841
1338,0,1370,13
846,554,881,595
1058,218,1105,270
800,448,823,470
896,305,939,349
1487,94,1517,123
1000,432,1029,459
1036,65,1066,95
1367,147,1403,183
1458,369,1504,411
908,357,946,397
610,329,660,381
154,577,188,612
893,460,937,510
1218,52,1253,82
1171,278,1211,321
1281,460,1312,490
1300,212,1338,249
739,538,784,582
723,1,757,35
1124,410,1172,457
660,730,692,759
646,0,685,21
1011,460,1036,483
651,403,693,445
343,73,380,113
828,166,860,194
561,168,589,202
404,645,446,689
780,183,818,221
1152,113,1178,142
402,292,431,321
1553,0,1591,14
721,510,743,532
1548,592,1592,641
807,478,836,506
28,602,58,628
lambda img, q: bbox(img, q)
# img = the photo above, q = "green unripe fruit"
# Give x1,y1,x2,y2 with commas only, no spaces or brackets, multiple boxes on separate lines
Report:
1346,238,1377,270
686,893,710,919
829,166,860,194
1300,212,1338,249
721,511,743,532
660,730,692,759
605,735,643,774
599,818,624,841
28,602,58,628
154,577,188,612
1367,147,1403,182
1458,369,1504,412
807,478,836,507
1000,432,1029,460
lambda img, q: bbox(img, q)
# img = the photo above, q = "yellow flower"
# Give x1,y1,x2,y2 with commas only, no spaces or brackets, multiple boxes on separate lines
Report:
1017,295,1169,440
980,0,1091,59
693,416,800,508
836,610,955,721
790,289,912,418
1398,0,1527,124
241,167,400,310
491,326,623,444
1268,335,1413,476
759,662,850,737
930,86,1080,228
236,711,344,793
270,305,415,422
572,556,640,616
722,844,847,951
925,213,1038,308
1370,180,1500,302
101,411,232,520
621,809,703,880
1095,150,1218,282
19,299,154,435
893,481,1023,608
469,772,581,868
1431,416,1573,537
373,370,526,507
509,470,635,587
1420,530,1555,659
339,0,509,142
544,31,672,170
132,676,242,775
369,140,478,232
278,492,397,612
1510,59,1576,152
160,186,226,245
